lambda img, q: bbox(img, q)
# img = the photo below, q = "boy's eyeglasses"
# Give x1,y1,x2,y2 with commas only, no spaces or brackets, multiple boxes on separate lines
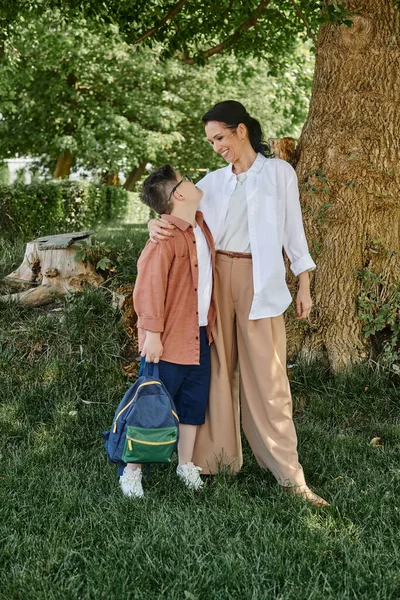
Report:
168,174,193,202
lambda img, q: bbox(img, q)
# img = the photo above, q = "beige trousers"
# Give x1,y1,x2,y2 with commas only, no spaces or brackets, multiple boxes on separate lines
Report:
192,252,306,487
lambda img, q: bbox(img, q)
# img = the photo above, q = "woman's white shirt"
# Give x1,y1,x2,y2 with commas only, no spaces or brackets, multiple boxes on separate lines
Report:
197,154,316,319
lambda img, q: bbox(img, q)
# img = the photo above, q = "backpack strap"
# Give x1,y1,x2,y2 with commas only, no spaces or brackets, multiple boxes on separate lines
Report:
138,357,146,377
142,361,160,379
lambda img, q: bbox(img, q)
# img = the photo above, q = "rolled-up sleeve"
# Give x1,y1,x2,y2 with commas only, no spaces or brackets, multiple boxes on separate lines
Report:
133,239,175,332
283,168,316,276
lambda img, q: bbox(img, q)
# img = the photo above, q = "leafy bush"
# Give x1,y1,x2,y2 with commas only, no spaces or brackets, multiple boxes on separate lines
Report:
0,162,10,185
358,267,400,366
0,181,130,239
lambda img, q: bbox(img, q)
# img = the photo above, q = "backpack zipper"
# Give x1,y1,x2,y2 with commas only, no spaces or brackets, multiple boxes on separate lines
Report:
113,381,161,433
127,437,177,450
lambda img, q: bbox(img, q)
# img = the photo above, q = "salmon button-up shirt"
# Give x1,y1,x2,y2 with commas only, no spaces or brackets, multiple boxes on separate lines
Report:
133,212,216,365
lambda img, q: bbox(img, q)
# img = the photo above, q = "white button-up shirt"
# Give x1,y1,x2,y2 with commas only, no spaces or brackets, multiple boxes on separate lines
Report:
197,153,316,319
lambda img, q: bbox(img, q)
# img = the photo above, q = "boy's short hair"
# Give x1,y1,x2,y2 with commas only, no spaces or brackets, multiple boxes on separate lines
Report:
141,164,177,215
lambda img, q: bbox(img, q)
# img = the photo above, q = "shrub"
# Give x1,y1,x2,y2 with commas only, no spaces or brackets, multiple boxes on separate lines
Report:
358,267,400,366
0,181,130,239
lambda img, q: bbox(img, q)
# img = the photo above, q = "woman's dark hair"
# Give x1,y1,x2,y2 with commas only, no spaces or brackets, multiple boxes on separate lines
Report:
202,100,272,157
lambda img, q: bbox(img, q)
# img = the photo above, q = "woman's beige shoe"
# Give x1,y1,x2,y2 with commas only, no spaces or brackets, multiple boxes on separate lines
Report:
284,485,330,507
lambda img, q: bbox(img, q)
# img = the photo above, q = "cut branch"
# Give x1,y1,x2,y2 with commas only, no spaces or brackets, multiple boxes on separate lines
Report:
289,0,317,45
185,0,270,64
133,0,189,44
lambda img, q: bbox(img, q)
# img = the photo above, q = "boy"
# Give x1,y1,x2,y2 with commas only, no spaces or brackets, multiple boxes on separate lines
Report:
120,164,216,498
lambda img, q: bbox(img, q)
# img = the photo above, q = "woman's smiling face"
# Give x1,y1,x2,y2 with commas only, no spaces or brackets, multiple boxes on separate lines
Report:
205,121,244,164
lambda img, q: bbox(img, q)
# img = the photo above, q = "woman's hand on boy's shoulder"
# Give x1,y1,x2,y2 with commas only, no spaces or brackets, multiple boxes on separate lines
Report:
148,218,175,244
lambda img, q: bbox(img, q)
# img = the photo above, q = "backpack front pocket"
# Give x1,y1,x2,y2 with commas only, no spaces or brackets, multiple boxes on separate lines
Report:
122,425,178,463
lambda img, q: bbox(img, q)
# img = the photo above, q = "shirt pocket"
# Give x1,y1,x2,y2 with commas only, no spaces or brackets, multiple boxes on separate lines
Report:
260,194,280,225
168,255,190,283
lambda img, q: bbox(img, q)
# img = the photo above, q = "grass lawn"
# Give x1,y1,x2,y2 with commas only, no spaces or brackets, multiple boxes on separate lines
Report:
1,214,400,600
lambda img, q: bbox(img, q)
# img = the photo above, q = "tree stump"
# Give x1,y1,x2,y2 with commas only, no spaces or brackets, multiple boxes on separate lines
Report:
1,231,103,306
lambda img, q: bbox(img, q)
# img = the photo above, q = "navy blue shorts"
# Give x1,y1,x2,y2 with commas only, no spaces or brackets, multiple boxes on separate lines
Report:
139,326,210,426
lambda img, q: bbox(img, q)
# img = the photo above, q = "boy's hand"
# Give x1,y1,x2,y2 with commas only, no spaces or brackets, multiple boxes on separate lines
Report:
148,218,175,244
141,331,163,363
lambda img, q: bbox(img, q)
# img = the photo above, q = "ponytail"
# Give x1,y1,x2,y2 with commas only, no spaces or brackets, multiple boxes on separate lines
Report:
202,100,272,158
247,116,271,157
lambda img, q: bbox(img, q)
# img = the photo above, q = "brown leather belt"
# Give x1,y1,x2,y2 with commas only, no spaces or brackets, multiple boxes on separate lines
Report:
217,250,252,259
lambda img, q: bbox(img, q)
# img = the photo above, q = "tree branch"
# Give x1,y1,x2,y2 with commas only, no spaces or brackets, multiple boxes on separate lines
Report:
133,0,188,44
288,0,317,45
185,0,270,64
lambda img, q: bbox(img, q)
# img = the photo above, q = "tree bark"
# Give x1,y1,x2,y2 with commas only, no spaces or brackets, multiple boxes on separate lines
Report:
289,0,400,371
123,160,147,191
269,137,297,165
54,150,72,179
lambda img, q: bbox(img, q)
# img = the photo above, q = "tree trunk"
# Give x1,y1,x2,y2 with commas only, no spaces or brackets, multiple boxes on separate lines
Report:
1,231,103,306
123,160,147,191
54,150,72,179
102,172,120,186
289,0,400,371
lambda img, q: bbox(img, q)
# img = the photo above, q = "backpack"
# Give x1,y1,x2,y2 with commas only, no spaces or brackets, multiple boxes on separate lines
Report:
103,362,179,467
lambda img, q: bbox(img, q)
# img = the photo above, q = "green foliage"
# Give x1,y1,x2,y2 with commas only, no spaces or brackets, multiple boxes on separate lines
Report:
0,1,353,61
0,13,185,174
358,268,400,364
92,223,150,285
0,9,314,179
0,181,130,239
0,237,26,278
0,162,10,185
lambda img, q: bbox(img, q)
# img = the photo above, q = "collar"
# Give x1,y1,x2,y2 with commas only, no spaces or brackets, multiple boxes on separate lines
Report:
161,211,204,231
227,152,266,179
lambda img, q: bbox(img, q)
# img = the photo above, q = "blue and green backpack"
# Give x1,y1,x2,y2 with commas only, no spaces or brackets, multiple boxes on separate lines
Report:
103,362,179,468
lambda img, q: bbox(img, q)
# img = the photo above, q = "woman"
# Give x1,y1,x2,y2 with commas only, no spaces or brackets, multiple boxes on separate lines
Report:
149,100,328,507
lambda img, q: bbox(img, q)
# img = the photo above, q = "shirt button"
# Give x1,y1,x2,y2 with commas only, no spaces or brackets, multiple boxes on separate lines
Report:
194,288,197,291
196,336,199,340
193,240,196,244
194,264,198,267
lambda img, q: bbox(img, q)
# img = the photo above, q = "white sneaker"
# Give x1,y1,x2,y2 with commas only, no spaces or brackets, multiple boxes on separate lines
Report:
176,463,204,491
119,467,144,498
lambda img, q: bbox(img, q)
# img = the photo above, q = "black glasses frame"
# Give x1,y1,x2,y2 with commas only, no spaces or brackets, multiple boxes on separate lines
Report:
168,174,193,202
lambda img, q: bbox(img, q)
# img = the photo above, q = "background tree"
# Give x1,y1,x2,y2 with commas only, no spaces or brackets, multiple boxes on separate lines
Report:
0,13,185,180
0,9,313,181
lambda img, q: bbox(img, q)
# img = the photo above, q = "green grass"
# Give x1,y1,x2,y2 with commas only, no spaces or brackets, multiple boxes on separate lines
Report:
1,223,400,599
